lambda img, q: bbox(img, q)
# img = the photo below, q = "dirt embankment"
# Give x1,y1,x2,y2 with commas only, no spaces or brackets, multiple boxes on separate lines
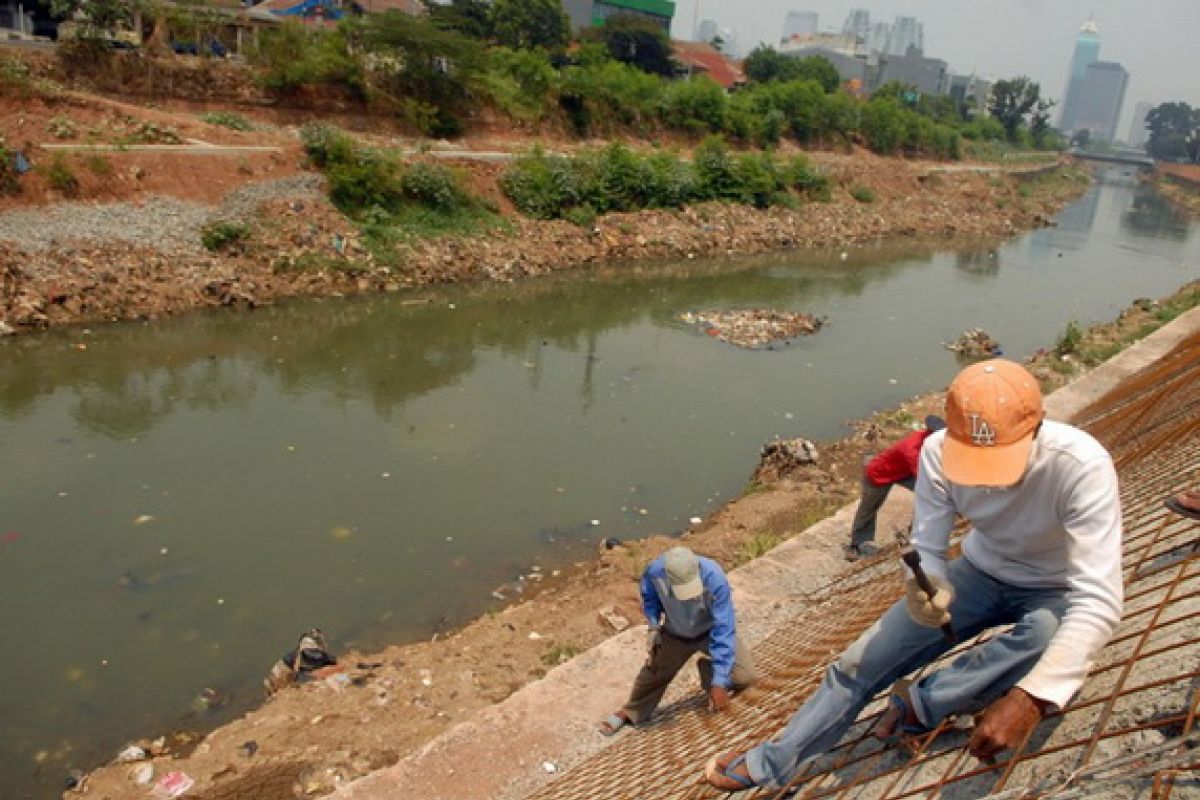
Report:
0,84,1089,334
1156,163,1200,217
68,281,1200,800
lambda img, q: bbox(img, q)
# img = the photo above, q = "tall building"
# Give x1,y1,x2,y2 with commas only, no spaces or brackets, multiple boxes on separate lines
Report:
1128,101,1154,148
886,15,923,56
782,10,818,42
695,18,719,43
1059,19,1102,131
1073,61,1129,142
866,21,890,54
841,8,870,42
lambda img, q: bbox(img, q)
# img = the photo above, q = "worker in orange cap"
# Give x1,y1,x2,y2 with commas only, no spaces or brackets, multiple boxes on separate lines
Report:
705,359,1123,791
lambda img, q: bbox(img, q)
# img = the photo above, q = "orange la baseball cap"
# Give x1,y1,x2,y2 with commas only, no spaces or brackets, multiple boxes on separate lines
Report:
942,359,1044,486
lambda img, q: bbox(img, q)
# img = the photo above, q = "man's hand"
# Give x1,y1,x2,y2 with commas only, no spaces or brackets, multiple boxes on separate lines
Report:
904,575,954,628
708,685,731,712
968,688,1048,763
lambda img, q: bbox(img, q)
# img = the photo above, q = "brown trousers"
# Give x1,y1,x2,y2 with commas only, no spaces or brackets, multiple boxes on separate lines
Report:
621,629,758,723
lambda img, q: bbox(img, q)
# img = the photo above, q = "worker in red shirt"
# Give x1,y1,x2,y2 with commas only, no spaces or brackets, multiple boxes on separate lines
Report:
846,415,945,560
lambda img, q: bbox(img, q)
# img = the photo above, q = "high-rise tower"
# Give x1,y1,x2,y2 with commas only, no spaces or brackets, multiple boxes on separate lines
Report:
1059,19,1101,132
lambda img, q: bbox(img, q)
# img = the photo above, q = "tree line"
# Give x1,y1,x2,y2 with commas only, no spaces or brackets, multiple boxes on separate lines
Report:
47,0,1062,156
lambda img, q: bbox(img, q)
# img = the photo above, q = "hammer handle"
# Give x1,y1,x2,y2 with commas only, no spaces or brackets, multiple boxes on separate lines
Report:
902,548,956,644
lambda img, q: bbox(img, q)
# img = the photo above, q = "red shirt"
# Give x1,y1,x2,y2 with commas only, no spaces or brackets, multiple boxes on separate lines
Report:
865,429,932,486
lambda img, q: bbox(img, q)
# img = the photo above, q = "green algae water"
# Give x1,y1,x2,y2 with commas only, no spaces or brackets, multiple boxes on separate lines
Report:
1,172,1197,798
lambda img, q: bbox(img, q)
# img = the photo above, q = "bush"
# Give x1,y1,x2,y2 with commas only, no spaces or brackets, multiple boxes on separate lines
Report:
559,59,664,134
661,77,727,135
398,162,461,210
248,21,363,95
784,155,830,201
201,111,254,131
850,185,876,203
300,123,356,169
499,147,581,219
643,150,697,208
1055,320,1084,357
692,135,739,200
42,153,79,196
201,220,251,252
732,152,785,208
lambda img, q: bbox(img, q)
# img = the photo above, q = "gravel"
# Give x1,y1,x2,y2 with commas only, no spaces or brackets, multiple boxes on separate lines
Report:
0,173,325,252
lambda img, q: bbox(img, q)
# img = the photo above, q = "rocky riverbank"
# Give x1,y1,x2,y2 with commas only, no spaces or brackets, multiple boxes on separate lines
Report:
2,152,1086,335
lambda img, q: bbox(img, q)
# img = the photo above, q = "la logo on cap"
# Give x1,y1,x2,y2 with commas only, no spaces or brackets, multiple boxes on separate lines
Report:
969,414,997,446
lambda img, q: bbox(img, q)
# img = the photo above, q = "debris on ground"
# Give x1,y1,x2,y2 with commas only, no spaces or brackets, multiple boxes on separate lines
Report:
943,327,1003,359
753,438,820,484
597,606,630,632
264,629,338,695
680,309,826,349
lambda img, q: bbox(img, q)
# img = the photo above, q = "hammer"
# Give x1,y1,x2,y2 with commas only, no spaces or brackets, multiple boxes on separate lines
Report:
902,548,956,644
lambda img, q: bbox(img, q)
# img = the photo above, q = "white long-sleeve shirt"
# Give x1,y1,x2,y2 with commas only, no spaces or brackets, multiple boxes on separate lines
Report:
912,420,1124,708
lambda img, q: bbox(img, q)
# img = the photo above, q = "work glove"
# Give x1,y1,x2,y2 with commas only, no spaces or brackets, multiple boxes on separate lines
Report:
905,575,954,628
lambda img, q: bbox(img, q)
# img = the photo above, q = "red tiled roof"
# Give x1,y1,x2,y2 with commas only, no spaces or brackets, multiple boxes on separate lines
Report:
671,40,745,89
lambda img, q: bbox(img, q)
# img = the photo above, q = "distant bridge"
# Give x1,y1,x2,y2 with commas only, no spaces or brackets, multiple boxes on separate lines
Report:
1069,149,1156,169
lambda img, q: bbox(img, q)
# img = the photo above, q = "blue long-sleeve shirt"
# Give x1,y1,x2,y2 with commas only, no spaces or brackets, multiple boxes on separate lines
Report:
640,555,738,688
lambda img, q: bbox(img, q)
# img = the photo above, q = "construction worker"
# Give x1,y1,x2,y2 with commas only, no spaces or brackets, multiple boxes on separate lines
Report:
846,414,946,560
599,546,757,735
705,360,1123,791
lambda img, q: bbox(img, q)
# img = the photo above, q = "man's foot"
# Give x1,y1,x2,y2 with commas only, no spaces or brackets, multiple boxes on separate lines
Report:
1166,489,1200,521
704,751,756,791
872,679,929,739
597,711,631,736
845,542,880,562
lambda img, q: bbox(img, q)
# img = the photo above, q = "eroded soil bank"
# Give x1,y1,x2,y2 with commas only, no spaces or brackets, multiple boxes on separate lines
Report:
0,91,1086,335
67,280,1200,800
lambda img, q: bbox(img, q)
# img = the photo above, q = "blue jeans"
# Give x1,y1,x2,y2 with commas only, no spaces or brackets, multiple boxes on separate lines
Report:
746,558,1068,789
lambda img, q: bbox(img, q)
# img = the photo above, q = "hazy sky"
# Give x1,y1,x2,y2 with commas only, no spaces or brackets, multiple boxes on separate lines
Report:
670,0,1200,136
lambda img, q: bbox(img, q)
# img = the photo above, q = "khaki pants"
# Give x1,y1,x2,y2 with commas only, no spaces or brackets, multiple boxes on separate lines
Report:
621,629,758,723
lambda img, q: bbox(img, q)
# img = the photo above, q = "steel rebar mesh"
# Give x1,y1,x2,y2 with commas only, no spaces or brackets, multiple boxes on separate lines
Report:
524,331,1200,800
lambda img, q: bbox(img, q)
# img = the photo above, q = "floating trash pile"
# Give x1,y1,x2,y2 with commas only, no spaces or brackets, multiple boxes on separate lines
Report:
680,309,826,349
943,327,1003,359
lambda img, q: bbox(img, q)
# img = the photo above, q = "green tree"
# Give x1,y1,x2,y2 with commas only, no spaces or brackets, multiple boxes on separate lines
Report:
424,0,491,39
1145,102,1199,163
988,76,1042,143
51,0,140,35
743,45,786,83
581,13,674,76
1030,97,1056,148
489,0,570,51
788,55,840,93
360,11,487,135
742,46,839,92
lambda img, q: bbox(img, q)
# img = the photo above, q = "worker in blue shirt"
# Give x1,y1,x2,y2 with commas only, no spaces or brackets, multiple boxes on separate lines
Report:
599,546,758,735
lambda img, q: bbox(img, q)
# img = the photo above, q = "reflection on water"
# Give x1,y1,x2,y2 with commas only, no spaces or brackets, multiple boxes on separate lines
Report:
0,181,1196,799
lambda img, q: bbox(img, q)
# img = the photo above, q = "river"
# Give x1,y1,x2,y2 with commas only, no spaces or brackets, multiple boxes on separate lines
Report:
0,170,1196,798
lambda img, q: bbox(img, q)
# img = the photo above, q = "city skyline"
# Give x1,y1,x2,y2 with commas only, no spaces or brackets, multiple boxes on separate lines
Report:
670,0,1200,137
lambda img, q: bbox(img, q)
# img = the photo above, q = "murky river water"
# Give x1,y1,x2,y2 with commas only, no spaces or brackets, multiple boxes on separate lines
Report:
1,171,1197,797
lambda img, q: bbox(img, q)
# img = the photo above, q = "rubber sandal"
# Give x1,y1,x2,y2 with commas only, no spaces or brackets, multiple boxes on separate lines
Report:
1166,493,1200,521
872,678,930,739
704,752,756,791
598,712,630,736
